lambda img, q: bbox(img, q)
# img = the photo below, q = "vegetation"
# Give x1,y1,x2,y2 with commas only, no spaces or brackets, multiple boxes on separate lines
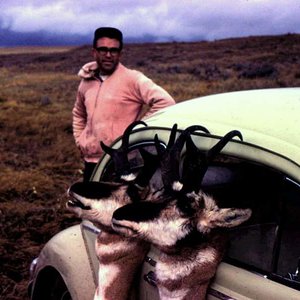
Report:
0,34,300,299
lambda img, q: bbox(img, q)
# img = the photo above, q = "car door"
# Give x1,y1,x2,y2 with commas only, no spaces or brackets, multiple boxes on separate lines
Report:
208,174,300,300
93,130,300,300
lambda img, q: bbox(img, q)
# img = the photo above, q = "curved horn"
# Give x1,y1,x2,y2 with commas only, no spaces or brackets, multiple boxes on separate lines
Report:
181,134,206,193
125,147,162,202
156,124,210,193
182,130,243,193
207,130,242,160
100,121,147,181
154,124,178,157
134,148,161,188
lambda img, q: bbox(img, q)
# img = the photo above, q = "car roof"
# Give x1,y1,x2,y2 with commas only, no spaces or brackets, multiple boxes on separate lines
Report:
145,88,300,167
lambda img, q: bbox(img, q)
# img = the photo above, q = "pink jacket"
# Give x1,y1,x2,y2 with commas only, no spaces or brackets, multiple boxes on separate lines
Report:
72,61,175,163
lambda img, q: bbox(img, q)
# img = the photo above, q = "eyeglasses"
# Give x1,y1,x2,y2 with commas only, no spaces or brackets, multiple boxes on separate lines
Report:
95,47,121,56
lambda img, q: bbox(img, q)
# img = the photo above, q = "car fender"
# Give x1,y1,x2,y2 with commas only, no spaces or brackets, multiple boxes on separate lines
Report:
31,224,97,300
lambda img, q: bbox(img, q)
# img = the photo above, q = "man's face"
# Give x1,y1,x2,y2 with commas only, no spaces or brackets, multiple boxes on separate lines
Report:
93,37,122,75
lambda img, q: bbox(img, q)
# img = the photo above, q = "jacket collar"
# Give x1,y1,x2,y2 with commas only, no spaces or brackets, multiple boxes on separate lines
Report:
78,61,122,79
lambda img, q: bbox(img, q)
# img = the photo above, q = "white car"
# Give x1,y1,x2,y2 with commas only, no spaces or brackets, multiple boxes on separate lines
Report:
28,88,300,300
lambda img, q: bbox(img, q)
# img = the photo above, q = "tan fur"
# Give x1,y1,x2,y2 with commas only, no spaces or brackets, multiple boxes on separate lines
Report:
155,234,227,300
112,190,251,300
94,231,149,300
67,184,150,300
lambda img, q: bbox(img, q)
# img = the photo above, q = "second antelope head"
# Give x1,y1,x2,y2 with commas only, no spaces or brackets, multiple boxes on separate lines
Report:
112,127,251,249
66,121,160,231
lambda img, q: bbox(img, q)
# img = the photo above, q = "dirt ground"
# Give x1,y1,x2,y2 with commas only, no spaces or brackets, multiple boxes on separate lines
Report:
0,203,80,299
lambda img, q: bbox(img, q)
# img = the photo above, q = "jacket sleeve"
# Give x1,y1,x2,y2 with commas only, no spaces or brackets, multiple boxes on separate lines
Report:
72,83,87,147
135,74,175,118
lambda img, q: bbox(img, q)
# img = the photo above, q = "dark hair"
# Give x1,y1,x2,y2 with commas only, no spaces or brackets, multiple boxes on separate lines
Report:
93,27,123,50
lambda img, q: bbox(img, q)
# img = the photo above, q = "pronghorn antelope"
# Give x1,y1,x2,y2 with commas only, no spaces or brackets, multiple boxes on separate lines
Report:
66,122,211,300
67,121,161,300
112,126,252,300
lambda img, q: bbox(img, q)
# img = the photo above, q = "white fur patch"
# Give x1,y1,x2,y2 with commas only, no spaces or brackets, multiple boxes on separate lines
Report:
138,217,190,247
204,195,217,210
94,263,120,300
158,286,189,300
156,247,217,282
91,198,123,225
113,216,189,247
172,181,183,191
197,219,212,234
121,173,136,181
67,189,130,225
96,237,138,257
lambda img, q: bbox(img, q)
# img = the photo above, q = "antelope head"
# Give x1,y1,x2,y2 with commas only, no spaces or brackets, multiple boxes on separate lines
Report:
66,121,159,231
111,128,251,248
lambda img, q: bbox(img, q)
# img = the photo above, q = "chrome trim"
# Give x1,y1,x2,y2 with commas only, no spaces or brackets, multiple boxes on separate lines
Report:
286,176,300,188
82,221,101,235
144,271,157,287
208,288,237,300
29,257,38,280
145,256,157,267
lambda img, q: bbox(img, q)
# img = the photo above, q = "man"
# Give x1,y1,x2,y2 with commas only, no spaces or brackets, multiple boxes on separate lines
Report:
72,27,175,181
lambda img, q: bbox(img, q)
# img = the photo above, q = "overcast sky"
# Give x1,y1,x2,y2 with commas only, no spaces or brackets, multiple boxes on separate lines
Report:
1,0,300,46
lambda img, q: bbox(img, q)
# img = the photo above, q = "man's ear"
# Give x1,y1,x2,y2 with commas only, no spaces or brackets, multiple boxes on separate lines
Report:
118,49,123,59
197,208,252,233
92,48,97,59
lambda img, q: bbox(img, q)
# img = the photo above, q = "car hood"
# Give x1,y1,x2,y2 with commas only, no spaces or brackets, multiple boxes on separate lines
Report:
145,88,300,167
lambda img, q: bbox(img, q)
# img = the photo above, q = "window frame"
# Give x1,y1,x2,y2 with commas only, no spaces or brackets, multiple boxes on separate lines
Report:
95,133,300,292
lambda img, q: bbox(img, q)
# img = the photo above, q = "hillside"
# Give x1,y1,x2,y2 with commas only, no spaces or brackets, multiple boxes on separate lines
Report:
0,33,300,299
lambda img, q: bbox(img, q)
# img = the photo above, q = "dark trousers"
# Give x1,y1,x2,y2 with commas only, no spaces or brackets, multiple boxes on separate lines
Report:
83,162,97,182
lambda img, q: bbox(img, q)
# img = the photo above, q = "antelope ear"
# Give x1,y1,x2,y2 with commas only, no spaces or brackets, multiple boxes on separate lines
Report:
197,208,252,233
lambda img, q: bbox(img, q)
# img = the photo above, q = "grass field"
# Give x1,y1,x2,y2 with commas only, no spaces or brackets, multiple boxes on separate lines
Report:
0,46,76,55
0,33,300,299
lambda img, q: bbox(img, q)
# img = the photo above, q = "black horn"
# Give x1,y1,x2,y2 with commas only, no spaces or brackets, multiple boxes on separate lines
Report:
126,147,162,202
134,148,161,189
156,124,210,193
207,130,243,160
182,130,243,193
100,121,147,181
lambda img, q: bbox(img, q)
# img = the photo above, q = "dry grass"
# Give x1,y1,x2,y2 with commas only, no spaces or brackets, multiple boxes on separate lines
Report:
0,33,300,299
0,46,76,55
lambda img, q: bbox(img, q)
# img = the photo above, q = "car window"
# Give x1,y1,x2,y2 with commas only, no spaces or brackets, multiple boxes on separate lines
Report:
224,168,300,291
277,179,300,278
99,141,300,291
100,142,159,182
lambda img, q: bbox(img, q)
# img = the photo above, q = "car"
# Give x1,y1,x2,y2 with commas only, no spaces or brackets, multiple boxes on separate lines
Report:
28,88,300,300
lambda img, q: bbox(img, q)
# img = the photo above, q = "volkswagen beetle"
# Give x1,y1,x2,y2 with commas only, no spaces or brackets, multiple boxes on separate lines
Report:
28,88,300,300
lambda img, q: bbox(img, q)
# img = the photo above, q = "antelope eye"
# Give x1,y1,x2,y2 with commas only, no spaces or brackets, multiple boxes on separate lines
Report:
177,197,196,215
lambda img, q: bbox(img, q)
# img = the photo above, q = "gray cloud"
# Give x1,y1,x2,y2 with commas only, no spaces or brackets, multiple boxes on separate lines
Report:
0,0,299,46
